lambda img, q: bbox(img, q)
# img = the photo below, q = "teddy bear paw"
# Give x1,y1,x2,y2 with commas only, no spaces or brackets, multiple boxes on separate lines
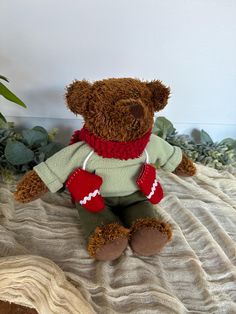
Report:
14,170,48,203
130,218,172,256
87,223,129,261
174,153,197,176
95,237,128,261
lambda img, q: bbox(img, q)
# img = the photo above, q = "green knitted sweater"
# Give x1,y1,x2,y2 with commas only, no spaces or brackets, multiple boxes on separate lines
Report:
34,134,182,197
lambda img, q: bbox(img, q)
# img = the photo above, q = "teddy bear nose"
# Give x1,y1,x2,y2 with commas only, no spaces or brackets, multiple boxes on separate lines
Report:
129,104,144,119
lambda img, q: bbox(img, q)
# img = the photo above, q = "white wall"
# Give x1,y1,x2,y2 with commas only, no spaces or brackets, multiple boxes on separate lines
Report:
0,0,236,142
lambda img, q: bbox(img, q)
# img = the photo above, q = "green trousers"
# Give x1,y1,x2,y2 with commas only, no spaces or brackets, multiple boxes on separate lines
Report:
76,191,160,241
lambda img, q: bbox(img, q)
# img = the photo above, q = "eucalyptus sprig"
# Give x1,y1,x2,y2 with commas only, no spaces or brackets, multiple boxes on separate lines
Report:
153,117,236,170
0,124,64,182
0,75,26,122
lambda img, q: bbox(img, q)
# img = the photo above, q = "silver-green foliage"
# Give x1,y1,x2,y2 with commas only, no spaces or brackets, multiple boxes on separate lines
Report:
153,117,236,170
0,120,64,182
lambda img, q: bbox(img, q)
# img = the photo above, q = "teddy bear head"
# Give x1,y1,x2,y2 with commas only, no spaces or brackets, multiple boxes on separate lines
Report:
66,78,170,142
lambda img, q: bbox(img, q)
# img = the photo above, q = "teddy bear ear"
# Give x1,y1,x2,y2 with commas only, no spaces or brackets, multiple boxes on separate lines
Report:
65,80,91,115
146,80,170,111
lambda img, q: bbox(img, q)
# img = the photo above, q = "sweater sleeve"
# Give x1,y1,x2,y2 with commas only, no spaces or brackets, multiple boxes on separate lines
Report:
148,134,183,172
33,142,86,193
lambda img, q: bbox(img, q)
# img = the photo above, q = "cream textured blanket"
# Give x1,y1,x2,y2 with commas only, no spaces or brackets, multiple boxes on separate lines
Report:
0,164,235,314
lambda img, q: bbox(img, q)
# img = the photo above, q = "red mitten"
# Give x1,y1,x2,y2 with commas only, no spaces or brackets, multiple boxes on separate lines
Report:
137,164,164,204
66,168,104,212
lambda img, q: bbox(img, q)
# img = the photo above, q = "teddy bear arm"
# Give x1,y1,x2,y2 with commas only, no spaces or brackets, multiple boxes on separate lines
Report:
173,153,196,176
14,170,49,203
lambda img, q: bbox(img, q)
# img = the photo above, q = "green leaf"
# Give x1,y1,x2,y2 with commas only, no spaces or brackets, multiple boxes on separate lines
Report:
0,75,9,82
0,82,26,108
0,119,8,129
0,129,13,143
34,152,45,163
200,130,213,145
48,128,59,141
38,142,64,158
22,129,48,146
153,116,176,139
0,112,7,123
7,121,15,129
21,164,30,172
5,141,34,165
32,126,48,135
219,138,236,150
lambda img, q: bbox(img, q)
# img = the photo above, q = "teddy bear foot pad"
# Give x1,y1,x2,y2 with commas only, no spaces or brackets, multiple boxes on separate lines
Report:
88,223,129,261
130,218,172,256
95,237,128,261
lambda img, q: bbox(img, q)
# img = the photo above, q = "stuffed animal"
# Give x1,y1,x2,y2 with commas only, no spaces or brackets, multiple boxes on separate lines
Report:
14,78,196,261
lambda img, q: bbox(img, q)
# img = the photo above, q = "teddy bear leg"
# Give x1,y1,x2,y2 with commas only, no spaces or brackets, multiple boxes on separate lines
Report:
76,202,129,261
118,192,172,256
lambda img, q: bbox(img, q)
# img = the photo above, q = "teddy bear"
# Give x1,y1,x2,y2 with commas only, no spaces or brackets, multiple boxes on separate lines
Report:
14,78,196,261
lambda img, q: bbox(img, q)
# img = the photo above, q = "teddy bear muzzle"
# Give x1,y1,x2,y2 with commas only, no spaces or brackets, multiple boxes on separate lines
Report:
129,103,144,119
116,98,145,120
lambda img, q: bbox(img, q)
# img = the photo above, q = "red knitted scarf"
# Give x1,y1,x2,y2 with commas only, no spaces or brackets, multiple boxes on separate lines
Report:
69,126,152,160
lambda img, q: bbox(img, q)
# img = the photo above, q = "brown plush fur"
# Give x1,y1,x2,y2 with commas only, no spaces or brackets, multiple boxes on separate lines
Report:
130,218,172,241
14,170,48,203
87,223,129,258
174,153,197,176
13,77,197,262
66,78,170,142
15,77,195,206
146,80,171,111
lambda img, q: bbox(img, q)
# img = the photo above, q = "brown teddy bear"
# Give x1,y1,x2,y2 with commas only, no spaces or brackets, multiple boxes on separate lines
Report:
14,78,196,261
